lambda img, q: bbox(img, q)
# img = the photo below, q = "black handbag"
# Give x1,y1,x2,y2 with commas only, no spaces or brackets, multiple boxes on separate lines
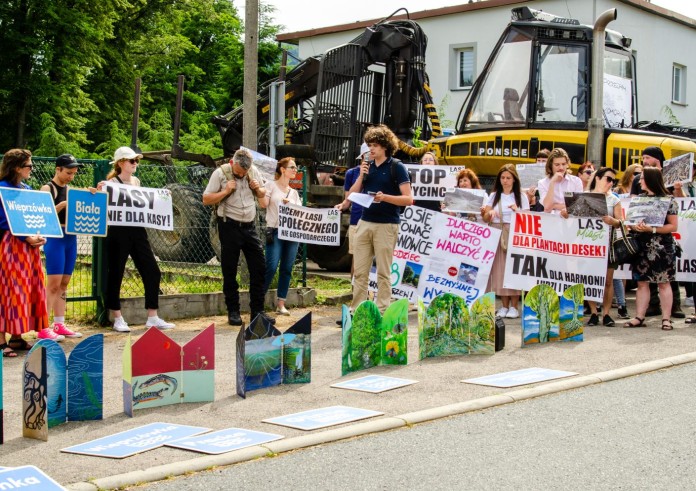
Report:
609,221,641,265
265,227,276,245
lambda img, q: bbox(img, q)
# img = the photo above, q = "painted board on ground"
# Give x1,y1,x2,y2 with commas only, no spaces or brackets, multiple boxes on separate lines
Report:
236,313,311,398
61,422,210,459
22,346,48,441
0,465,66,490
522,284,584,346
331,375,418,393
263,406,384,431
418,292,496,359
22,336,104,440
123,324,215,416
166,428,283,455
462,367,579,387
341,299,408,376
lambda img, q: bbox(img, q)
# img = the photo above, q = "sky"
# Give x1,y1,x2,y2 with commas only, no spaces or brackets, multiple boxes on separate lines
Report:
250,0,696,34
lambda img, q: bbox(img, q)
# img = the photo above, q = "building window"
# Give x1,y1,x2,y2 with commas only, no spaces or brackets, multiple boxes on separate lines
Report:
672,63,686,104
449,43,477,91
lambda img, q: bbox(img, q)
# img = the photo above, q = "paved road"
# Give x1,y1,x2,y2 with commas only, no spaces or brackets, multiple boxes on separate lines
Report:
145,363,696,490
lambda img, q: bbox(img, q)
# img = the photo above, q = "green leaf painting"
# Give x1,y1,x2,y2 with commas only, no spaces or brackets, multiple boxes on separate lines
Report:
523,283,583,345
342,299,409,375
418,292,495,359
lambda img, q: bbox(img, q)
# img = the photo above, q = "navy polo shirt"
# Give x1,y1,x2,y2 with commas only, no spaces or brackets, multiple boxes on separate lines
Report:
344,167,363,225
361,157,410,224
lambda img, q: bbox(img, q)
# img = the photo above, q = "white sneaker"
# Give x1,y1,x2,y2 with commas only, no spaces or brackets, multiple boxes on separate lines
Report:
496,307,509,317
146,317,175,330
112,317,130,333
506,307,520,318
685,297,694,307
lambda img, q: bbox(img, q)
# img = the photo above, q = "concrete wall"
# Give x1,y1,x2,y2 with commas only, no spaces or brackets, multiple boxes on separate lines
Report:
295,0,696,127
116,287,316,324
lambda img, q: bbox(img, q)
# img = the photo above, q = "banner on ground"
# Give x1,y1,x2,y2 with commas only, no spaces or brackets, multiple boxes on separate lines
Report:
404,164,465,201
278,203,340,245
503,211,610,302
387,206,500,304
614,197,696,282
0,188,62,237
104,182,173,230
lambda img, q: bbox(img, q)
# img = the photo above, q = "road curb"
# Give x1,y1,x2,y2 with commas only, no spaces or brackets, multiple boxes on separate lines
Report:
66,353,696,490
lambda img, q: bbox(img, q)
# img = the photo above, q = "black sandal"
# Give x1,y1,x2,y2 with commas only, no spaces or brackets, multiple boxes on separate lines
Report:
685,315,696,324
661,319,674,331
1,343,18,358
7,337,33,351
624,317,645,328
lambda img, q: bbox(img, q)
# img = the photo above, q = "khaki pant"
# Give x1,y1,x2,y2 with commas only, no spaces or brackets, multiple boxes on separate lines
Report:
351,220,399,312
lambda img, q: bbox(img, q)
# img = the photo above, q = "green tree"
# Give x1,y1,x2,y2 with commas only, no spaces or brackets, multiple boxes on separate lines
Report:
525,284,559,343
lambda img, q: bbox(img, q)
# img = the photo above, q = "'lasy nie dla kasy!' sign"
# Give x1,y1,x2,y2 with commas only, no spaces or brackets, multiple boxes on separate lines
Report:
104,182,173,230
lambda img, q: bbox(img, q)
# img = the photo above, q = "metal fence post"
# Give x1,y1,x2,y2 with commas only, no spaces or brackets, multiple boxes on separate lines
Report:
93,159,112,325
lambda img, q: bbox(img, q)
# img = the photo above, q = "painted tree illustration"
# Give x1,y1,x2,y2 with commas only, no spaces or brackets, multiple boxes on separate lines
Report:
561,284,584,338
525,285,558,343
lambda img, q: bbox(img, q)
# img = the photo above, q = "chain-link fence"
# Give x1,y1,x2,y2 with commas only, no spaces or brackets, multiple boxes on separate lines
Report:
18,157,304,324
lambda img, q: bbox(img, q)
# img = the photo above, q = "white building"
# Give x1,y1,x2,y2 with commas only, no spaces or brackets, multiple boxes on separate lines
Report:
277,0,696,128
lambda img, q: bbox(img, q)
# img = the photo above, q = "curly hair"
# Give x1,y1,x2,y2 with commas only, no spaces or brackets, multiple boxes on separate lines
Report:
363,124,399,158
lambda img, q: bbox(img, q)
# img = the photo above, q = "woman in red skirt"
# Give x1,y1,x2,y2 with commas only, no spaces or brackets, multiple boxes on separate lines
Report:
0,149,59,358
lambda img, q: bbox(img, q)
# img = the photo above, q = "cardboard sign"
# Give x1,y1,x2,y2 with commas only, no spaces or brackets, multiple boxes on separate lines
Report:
522,284,584,345
504,211,609,302
61,423,210,458
463,367,579,388
65,188,108,236
0,188,62,237
662,152,693,189
123,325,215,416
22,336,104,441
263,406,384,431
104,182,174,230
404,164,465,201
278,203,340,246
236,313,311,398
624,196,672,227
342,299,408,376
442,188,487,214
331,375,418,393
564,192,608,218
418,292,496,359
0,466,66,490
603,73,633,128
516,163,547,190
166,428,283,455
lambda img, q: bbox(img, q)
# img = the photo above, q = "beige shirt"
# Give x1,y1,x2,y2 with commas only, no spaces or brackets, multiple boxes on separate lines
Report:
205,164,264,222
264,180,301,227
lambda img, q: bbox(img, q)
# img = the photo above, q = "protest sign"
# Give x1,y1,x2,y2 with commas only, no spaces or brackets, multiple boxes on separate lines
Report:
0,466,65,491
516,163,547,190
624,196,671,226
390,206,500,304
65,188,108,236
104,182,173,230
564,192,608,217
263,406,384,431
676,197,696,281
404,164,464,201
0,188,62,237
463,367,578,388
331,375,418,393
278,203,340,245
241,146,276,182
442,188,487,214
662,153,693,189
603,73,633,128
503,211,610,302
166,428,283,455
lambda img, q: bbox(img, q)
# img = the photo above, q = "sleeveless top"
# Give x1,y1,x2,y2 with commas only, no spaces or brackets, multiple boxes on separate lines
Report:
48,180,67,226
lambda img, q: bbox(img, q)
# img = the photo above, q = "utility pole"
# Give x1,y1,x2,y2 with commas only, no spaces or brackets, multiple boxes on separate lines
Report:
243,0,259,151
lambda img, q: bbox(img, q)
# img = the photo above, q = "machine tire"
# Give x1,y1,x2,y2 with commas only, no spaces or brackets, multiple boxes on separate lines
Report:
147,184,215,263
308,237,352,272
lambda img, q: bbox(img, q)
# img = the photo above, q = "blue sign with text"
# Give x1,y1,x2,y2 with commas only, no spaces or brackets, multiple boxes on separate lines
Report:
263,406,384,430
65,188,108,236
0,466,65,490
0,188,62,237
463,367,579,388
167,427,283,455
331,375,418,393
61,422,210,459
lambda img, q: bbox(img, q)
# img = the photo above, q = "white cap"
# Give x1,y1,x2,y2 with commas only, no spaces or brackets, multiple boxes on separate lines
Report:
356,142,370,160
113,146,143,162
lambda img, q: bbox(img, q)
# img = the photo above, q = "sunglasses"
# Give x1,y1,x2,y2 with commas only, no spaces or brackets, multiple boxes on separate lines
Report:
601,175,618,184
126,159,140,164
582,170,594,175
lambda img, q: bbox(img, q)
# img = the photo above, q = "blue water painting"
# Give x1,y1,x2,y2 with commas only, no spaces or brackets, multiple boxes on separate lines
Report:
67,335,103,421
31,340,67,428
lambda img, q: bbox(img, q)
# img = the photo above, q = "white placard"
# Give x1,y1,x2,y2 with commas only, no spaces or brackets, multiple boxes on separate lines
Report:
105,182,173,230
277,203,340,245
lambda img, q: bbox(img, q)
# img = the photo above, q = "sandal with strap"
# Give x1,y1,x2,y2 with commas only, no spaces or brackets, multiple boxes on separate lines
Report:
624,317,645,328
685,315,696,324
661,319,674,331
7,337,33,351
1,343,18,358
